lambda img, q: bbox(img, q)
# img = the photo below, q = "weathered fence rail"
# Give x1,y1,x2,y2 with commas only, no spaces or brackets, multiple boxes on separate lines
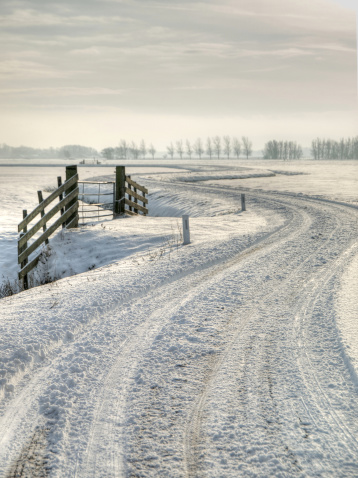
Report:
18,165,148,288
18,168,79,288
115,166,148,216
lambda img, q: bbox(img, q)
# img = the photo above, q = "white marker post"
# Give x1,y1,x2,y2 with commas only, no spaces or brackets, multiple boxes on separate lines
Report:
182,215,190,245
241,193,246,211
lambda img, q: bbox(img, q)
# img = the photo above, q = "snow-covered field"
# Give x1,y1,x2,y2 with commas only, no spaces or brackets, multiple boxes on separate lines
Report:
0,159,358,477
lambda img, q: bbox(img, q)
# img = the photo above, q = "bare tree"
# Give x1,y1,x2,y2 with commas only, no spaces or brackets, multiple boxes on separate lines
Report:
312,136,358,160
206,137,213,159
148,143,156,159
263,140,302,160
185,139,193,159
213,136,221,159
223,135,231,159
283,141,288,161
232,137,241,158
140,139,147,159
101,147,115,160
176,140,184,159
242,136,253,159
167,142,175,159
194,138,204,159
119,139,128,159
296,144,303,159
130,141,140,159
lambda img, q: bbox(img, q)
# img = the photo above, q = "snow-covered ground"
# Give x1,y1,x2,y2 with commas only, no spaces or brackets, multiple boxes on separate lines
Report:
0,158,358,477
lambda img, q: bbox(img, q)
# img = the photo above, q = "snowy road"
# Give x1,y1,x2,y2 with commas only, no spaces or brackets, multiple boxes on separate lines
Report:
1,180,358,477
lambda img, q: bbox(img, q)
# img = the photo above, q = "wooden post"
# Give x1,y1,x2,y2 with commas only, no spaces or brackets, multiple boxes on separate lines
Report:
65,165,78,227
57,177,65,227
133,186,138,214
115,166,125,215
142,192,146,216
112,182,116,218
37,191,49,245
241,193,246,212
127,175,132,212
182,215,190,245
20,209,28,290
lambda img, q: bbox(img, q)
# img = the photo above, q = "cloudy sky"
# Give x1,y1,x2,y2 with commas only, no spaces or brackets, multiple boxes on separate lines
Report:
0,0,356,150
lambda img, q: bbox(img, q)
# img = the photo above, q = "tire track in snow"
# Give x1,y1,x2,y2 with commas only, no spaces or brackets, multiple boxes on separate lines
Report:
76,198,299,477
182,198,313,477
0,182,287,476
71,188,302,477
179,191,358,477
292,242,358,464
112,189,318,476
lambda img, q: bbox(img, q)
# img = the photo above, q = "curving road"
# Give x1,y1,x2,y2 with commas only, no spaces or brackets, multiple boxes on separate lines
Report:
1,181,357,477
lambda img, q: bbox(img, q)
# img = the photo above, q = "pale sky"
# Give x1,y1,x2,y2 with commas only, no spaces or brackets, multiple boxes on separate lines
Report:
0,0,356,150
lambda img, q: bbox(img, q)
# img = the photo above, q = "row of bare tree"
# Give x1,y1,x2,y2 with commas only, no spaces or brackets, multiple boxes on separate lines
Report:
101,137,253,160
263,140,303,160
166,136,252,159
311,137,358,160
101,140,156,160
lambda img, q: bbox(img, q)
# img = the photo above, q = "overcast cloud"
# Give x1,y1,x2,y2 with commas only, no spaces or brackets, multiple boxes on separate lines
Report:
0,0,356,149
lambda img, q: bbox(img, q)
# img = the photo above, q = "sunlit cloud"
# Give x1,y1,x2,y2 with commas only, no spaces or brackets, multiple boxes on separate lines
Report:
0,0,356,148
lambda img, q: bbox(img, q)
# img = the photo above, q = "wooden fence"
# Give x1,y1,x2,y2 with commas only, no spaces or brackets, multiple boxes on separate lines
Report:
18,166,79,288
115,166,148,216
18,165,148,288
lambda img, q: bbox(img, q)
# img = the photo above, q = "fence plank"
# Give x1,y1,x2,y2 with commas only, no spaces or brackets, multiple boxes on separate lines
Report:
124,187,148,204
125,198,148,215
125,176,148,194
18,202,78,264
18,188,79,248
18,174,78,232
38,191,49,245
124,209,138,216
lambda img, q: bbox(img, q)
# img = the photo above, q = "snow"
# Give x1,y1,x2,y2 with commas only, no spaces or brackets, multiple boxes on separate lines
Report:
204,160,358,206
337,253,358,381
0,158,358,477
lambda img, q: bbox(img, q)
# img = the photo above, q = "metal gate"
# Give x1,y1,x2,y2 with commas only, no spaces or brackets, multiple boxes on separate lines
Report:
78,180,115,225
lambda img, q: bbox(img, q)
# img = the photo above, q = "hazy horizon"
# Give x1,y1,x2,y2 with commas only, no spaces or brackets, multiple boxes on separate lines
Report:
0,0,357,151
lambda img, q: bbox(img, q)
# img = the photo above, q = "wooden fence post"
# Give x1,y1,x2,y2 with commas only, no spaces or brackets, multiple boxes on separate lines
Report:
241,193,246,212
115,166,125,215
57,177,65,228
127,175,132,212
133,186,138,214
65,165,78,227
20,209,28,290
142,191,146,215
37,191,49,245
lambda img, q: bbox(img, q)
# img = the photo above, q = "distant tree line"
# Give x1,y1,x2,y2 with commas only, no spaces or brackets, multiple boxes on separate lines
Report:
4,136,358,161
263,140,303,160
311,137,358,160
0,143,98,159
165,136,252,159
101,136,253,160
101,139,156,160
